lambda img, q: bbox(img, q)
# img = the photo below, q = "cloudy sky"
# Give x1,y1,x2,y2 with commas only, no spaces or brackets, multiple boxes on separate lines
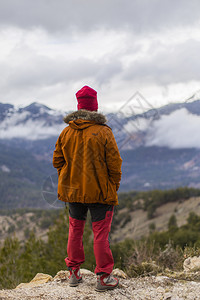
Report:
0,0,200,112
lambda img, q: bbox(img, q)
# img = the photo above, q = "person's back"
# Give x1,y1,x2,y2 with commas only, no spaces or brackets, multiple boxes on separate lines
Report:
53,85,122,292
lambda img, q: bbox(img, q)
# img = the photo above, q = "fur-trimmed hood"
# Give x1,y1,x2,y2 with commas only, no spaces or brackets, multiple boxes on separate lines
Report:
63,109,107,124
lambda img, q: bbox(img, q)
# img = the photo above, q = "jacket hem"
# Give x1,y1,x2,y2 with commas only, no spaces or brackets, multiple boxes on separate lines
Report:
58,195,118,206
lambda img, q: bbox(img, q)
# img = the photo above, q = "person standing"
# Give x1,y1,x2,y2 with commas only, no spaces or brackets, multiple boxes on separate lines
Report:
53,85,122,292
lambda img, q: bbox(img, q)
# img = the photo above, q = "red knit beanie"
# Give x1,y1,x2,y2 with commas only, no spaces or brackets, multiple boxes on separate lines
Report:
76,85,98,111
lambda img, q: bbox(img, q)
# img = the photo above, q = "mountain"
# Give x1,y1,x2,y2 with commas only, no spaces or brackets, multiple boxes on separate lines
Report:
1,98,200,148
0,97,200,208
120,146,200,191
0,141,55,209
108,97,200,150
0,102,66,140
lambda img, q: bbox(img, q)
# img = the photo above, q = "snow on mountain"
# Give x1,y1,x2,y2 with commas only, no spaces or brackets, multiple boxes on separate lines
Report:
185,89,200,103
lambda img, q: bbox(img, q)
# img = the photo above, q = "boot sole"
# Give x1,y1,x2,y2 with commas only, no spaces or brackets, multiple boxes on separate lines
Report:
69,283,79,287
95,281,119,292
69,278,83,287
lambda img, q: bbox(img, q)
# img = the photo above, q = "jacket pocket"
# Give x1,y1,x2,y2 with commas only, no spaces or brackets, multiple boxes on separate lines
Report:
106,178,116,200
104,180,109,201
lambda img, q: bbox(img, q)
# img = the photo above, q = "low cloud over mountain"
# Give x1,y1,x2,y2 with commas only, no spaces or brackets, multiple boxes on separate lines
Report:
145,108,200,149
1,99,200,149
0,102,66,140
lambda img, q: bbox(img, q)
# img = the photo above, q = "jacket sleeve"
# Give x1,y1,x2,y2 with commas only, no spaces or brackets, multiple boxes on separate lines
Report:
53,136,65,175
105,129,122,191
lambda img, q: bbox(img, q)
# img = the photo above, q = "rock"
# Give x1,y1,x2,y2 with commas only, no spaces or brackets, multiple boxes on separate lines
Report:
80,268,94,276
53,270,69,281
112,268,128,279
183,256,200,272
156,286,165,293
164,292,172,299
16,273,53,289
154,276,172,283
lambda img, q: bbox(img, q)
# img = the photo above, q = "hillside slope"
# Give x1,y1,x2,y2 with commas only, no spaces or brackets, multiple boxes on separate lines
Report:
0,142,54,209
112,196,200,242
1,194,200,245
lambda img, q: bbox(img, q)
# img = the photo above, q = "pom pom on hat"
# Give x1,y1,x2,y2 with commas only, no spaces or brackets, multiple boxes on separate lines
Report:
76,85,98,111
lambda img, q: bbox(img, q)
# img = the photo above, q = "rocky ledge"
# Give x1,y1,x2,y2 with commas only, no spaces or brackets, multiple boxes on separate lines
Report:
1,267,200,300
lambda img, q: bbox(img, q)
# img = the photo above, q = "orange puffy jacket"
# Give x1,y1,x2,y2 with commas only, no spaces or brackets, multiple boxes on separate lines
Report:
53,110,122,206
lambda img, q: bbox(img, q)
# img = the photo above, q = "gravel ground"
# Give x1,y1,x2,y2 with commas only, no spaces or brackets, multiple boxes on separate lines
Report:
0,270,200,299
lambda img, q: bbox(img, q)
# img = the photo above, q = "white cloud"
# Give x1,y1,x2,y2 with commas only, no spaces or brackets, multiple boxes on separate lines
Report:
145,108,200,148
0,118,65,140
0,1,200,111
124,118,149,133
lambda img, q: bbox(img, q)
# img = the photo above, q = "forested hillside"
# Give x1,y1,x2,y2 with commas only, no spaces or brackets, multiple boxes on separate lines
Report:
1,187,200,244
0,142,54,209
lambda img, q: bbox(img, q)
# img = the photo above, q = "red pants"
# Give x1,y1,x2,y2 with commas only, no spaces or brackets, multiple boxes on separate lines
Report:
65,203,114,274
